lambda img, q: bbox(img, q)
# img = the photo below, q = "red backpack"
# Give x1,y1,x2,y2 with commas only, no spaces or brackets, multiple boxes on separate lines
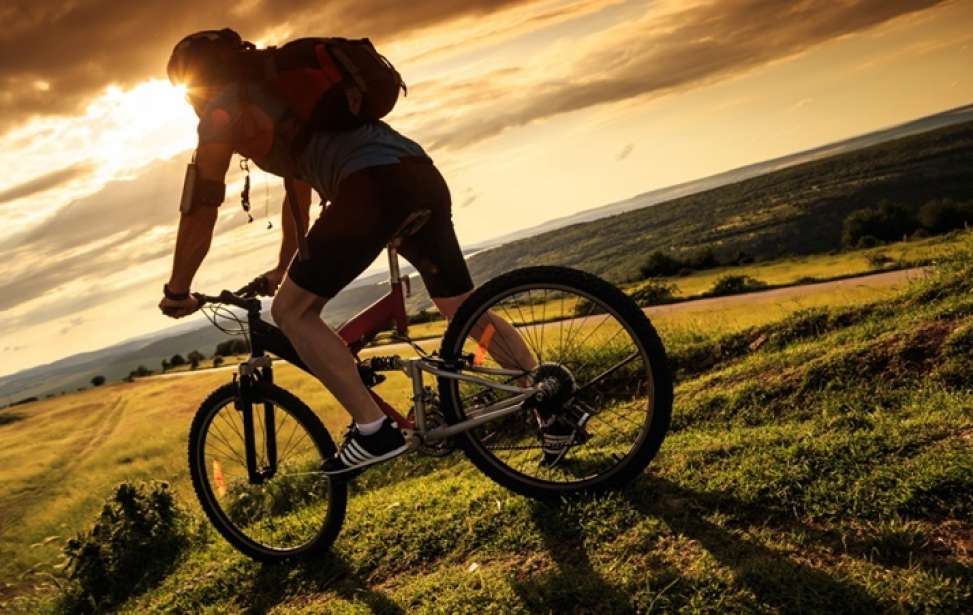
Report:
240,37,407,133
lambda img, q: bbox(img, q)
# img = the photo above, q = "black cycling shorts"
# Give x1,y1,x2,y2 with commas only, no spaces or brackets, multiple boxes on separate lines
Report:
288,158,474,300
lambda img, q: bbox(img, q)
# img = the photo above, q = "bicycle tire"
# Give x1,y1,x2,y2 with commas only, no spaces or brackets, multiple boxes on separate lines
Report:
438,266,672,500
188,381,347,562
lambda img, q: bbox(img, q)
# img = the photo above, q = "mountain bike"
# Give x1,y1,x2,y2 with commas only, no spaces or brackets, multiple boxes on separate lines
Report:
187,223,672,562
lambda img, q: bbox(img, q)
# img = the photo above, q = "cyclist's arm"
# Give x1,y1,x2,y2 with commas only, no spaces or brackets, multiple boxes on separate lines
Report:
275,179,312,273
166,141,233,293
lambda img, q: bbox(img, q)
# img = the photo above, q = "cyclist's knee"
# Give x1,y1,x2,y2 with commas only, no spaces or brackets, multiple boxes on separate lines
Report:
270,295,292,331
272,281,325,332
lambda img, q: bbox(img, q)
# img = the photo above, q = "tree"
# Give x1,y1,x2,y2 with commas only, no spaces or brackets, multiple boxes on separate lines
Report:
214,339,250,357
187,350,205,370
90,375,106,387
918,199,973,234
212,356,224,367
842,201,918,247
161,359,170,373
684,248,718,270
169,354,186,367
638,251,683,278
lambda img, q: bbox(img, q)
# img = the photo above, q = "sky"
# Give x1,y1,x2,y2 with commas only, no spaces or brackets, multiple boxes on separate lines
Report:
0,0,971,377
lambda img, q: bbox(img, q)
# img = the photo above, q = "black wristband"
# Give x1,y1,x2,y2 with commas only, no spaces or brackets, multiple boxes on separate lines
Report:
164,284,190,300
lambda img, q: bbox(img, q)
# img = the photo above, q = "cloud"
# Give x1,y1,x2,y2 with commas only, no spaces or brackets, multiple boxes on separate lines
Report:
412,0,947,150
615,143,634,161
0,0,529,135
0,150,284,321
0,163,91,205
58,316,86,335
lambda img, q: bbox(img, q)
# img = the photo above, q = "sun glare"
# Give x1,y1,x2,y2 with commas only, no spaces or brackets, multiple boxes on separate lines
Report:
75,79,198,181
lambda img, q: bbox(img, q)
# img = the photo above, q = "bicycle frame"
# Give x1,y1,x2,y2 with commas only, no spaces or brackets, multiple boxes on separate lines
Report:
220,246,540,482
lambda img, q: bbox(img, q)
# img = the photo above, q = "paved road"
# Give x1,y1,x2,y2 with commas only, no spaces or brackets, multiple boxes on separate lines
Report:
148,267,925,380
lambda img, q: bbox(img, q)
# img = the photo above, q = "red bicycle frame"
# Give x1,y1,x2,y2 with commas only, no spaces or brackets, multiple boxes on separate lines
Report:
336,246,415,429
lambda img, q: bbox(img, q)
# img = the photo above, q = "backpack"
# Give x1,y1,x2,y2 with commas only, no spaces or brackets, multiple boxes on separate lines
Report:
239,37,406,136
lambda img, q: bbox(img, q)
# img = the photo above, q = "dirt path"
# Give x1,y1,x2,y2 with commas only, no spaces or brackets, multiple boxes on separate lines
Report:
149,268,925,379
644,267,925,316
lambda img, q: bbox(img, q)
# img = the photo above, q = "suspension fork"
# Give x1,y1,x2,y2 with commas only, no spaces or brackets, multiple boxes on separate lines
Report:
261,365,278,476
235,358,277,484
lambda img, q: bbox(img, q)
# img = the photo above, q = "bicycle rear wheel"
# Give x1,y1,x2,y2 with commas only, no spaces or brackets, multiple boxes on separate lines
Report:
188,381,346,561
439,266,672,499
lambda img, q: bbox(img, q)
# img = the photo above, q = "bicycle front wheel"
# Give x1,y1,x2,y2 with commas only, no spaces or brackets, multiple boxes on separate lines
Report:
188,382,346,562
439,266,672,499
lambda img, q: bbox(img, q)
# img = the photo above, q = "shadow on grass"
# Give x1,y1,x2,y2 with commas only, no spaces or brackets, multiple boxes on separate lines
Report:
508,500,669,612
622,477,885,613
244,552,403,615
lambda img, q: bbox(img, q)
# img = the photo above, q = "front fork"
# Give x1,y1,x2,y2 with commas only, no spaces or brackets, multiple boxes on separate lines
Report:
236,357,277,484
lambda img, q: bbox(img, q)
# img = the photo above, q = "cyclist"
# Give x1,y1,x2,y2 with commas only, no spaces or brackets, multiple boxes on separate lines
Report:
157,29,554,473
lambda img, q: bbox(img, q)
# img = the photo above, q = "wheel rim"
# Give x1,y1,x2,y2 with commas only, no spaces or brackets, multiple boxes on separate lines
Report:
447,283,657,488
195,394,335,555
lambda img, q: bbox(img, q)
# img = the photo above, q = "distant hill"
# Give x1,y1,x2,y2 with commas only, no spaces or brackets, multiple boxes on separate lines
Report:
463,111,973,283
466,103,973,253
3,104,972,402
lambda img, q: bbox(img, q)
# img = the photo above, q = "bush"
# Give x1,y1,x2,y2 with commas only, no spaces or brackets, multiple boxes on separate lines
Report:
90,375,106,387
212,356,224,367
169,354,186,367
707,275,767,296
160,359,170,373
683,248,718,270
187,350,205,370
638,251,683,278
856,234,882,248
61,481,192,611
125,365,153,382
866,253,896,269
629,280,677,306
409,309,439,324
842,201,919,247
214,339,250,357
918,199,973,234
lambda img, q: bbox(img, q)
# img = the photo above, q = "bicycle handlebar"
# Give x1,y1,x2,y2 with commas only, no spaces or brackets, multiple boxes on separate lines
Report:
193,290,262,313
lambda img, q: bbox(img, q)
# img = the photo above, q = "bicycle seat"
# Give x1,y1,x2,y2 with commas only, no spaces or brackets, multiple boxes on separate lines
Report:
391,209,431,243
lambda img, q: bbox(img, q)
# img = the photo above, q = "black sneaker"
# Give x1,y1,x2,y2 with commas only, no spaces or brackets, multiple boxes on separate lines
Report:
539,406,591,467
322,417,409,476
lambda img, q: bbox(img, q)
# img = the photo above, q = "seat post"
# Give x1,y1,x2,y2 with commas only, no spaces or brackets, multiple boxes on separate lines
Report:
387,245,400,284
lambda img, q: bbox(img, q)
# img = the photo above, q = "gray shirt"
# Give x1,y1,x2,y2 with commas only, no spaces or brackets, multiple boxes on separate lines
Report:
198,83,427,202
298,121,428,202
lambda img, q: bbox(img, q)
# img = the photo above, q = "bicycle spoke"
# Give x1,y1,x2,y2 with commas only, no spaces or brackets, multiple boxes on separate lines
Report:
199,397,332,554
451,281,662,488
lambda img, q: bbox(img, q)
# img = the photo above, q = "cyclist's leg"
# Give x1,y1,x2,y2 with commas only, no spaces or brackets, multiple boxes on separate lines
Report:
272,166,415,425
394,162,535,373
273,279,384,424
433,292,535,373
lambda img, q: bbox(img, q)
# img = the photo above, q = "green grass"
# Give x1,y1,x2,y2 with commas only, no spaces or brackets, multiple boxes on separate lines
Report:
5,241,973,612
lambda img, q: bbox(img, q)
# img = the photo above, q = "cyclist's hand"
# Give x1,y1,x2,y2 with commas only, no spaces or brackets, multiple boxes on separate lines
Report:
239,269,285,298
159,294,201,318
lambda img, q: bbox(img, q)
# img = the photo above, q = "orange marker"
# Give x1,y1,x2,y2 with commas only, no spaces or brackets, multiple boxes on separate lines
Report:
474,322,496,366
213,460,226,498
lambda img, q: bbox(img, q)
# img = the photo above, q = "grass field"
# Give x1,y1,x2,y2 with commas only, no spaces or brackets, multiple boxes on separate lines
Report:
631,231,961,300
5,235,969,612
